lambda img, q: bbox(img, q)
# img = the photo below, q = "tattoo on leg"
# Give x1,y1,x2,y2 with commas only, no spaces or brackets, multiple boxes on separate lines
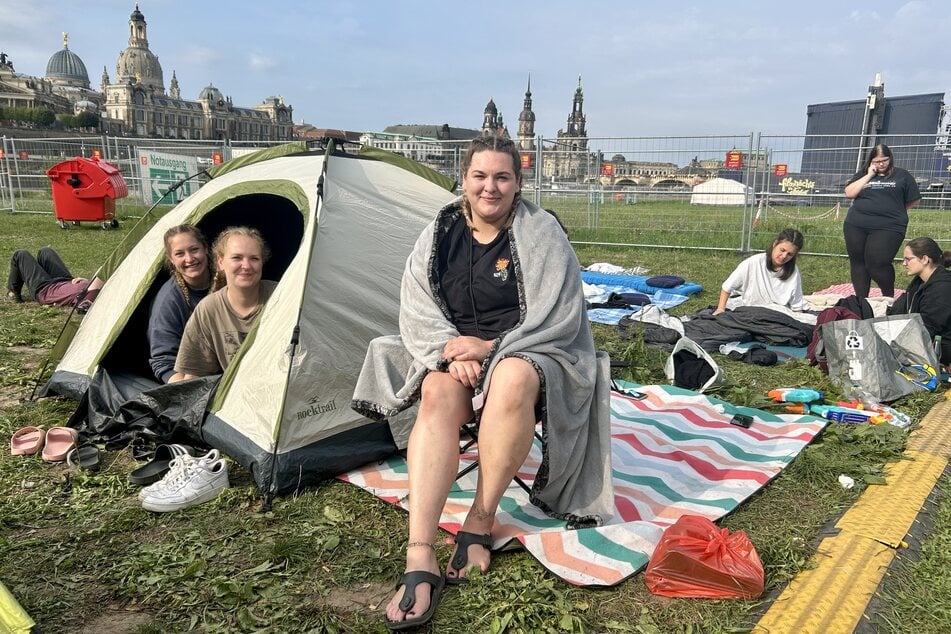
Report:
470,501,494,522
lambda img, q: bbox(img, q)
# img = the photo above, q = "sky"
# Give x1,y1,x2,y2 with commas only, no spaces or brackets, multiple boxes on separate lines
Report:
2,0,950,138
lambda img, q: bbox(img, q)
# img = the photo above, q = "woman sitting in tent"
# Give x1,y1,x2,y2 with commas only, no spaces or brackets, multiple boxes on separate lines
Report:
171,226,277,381
714,228,806,315
352,134,612,631
887,236,951,370
147,225,213,383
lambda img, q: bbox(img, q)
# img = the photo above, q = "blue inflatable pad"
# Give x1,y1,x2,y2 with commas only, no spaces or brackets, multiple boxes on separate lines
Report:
581,271,703,296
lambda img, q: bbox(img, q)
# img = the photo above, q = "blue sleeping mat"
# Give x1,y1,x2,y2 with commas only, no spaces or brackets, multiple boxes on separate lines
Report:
581,271,703,296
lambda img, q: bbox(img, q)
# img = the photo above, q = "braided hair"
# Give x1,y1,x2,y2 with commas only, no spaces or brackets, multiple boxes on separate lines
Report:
162,224,212,310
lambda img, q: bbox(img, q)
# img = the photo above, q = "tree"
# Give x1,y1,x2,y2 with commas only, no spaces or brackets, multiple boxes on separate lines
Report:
31,108,55,127
75,111,100,129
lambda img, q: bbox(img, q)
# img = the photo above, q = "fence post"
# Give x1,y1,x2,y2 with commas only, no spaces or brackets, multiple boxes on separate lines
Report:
533,135,542,206
0,136,9,211
8,137,20,213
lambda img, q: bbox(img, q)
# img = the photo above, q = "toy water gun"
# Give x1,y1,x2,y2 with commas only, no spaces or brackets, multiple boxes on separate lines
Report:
836,400,912,428
768,388,824,403
785,402,885,424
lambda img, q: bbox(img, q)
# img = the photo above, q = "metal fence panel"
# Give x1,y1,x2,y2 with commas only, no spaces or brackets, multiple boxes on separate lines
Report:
2,132,948,254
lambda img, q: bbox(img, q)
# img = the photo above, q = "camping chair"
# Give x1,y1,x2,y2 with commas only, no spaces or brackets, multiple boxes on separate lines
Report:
455,358,628,494
456,418,536,494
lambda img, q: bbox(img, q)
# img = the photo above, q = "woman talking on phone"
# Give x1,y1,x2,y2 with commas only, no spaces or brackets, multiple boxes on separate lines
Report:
842,143,921,299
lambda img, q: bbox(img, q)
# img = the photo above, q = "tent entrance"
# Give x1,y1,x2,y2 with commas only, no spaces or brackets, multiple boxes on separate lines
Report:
100,192,306,380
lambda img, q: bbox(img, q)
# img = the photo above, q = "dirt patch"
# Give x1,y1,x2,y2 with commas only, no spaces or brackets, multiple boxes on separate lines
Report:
0,345,48,407
79,608,154,634
322,581,391,614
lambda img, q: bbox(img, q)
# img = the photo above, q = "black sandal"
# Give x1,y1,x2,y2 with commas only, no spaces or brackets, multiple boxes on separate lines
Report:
384,570,445,631
446,531,492,585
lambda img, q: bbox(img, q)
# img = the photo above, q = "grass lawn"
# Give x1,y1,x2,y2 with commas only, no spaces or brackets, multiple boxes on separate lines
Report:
0,209,948,633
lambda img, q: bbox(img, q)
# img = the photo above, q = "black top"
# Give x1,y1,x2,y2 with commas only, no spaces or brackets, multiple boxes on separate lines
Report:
845,167,921,231
436,214,519,339
888,265,951,364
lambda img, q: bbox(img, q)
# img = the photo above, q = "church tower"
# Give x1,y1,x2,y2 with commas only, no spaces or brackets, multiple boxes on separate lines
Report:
169,70,180,99
517,75,536,151
566,76,587,141
482,98,499,135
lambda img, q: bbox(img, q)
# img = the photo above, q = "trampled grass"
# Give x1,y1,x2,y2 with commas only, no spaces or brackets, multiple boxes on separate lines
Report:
0,210,948,632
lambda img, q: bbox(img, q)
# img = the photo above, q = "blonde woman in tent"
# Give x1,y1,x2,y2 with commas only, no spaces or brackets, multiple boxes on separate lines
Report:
713,228,806,315
172,226,277,380
352,135,612,631
147,225,214,383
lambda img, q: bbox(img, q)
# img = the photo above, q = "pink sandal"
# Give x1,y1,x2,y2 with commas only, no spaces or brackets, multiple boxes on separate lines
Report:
10,427,45,455
41,427,78,462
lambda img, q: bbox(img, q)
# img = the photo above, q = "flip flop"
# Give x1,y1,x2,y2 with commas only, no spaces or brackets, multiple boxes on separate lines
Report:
66,445,101,472
10,426,45,455
384,570,445,631
446,531,492,586
41,427,78,462
129,444,195,485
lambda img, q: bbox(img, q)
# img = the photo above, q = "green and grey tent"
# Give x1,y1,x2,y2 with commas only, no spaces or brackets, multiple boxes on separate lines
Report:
43,142,456,500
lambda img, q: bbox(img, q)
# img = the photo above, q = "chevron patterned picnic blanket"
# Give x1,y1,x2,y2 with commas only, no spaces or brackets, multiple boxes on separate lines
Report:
338,383,827,586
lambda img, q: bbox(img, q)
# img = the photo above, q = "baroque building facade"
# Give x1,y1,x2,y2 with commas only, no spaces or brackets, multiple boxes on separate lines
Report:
2,5,293,141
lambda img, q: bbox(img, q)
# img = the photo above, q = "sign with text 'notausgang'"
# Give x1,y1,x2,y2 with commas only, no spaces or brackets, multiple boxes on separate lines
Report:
138,150,199,204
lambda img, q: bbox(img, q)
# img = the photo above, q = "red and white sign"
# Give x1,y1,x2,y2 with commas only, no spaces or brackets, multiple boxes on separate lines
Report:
725,151,742,169
601,162,615,177
212,153,223,165
774,164,788,177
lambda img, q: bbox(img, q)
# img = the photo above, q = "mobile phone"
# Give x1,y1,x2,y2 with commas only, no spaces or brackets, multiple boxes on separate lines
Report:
730,413,753,428
622,389,648,400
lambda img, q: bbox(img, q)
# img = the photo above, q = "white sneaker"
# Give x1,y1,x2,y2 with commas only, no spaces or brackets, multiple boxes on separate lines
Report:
137,449,220,501
141,451,229,512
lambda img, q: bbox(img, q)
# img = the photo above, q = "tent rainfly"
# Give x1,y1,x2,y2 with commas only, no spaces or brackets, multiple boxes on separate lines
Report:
42,142,457,501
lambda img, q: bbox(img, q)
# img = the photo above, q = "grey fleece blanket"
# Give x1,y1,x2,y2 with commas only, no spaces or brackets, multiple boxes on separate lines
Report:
352,198,614,526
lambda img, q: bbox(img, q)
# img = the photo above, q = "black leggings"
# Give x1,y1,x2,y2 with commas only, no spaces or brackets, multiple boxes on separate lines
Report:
6,247,72,299
843,223,904,299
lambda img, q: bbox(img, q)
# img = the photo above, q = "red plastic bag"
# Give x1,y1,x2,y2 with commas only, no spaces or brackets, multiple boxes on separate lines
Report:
644,515,764,599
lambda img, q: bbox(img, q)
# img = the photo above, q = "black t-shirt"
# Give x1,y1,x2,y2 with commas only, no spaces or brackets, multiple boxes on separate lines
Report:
845,167,921,231
436,214,519,339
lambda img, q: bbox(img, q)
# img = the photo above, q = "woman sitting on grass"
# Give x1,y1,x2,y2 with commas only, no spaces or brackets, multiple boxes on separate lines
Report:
171,226,276,381
887,236,951,370
147,224,213,383
714,228,806,315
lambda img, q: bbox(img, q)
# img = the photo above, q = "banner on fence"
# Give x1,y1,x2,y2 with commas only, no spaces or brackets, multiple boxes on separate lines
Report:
138,149,200,204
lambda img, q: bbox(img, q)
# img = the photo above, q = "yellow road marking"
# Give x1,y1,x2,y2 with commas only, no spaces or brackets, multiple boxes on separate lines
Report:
754,400,951,634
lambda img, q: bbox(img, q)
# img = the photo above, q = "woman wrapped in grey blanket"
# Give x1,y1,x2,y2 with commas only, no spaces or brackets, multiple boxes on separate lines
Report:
351,135,613,630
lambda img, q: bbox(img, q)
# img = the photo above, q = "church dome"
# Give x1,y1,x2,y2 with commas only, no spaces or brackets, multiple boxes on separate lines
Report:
46,43,90,87
116,46,163,91
115,6,164,92
198,84,224,103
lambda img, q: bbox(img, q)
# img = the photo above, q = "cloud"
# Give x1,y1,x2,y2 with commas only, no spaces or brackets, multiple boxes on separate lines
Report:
249,53,276,72
848,10,881,22
182,46,222,66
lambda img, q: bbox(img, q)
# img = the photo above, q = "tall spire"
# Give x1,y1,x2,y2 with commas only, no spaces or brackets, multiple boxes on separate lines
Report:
518,73,536,151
